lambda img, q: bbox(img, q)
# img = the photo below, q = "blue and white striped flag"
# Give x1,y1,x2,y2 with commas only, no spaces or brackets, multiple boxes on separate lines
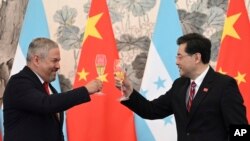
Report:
137,0,182,140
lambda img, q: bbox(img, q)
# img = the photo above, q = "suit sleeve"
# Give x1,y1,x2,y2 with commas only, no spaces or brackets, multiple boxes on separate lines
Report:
4,76,91,114
220,78,248,127
121,87,174,120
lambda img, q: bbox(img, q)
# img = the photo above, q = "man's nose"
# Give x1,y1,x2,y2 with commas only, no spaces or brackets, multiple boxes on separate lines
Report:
56,62,60,69
176,59,179,65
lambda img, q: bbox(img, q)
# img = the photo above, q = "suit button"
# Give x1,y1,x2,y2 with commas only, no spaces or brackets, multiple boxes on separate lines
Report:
187,133,190,136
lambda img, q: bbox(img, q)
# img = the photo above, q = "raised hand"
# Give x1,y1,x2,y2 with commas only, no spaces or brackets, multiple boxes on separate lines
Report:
114,72,133,98
85,79,103,94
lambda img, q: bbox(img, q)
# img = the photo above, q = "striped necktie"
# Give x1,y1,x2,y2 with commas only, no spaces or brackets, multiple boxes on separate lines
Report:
187,81,196,112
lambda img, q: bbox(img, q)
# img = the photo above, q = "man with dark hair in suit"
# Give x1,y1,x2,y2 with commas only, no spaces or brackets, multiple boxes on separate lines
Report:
3,38,102,141
116,33,248,141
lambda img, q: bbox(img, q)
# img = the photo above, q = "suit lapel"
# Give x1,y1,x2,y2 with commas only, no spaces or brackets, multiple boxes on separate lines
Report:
179,79,190,121
50,84,64,126
23,66,63,126
23,66,50,94
23,66,45,90
187,67,215,122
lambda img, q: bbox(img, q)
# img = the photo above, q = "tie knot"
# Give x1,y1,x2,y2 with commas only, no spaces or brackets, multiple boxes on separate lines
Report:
43,82,49,88
191,81,196,88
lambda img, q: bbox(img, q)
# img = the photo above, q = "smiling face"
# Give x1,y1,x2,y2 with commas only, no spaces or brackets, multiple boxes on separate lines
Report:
37,47,60,82
176,43,196,78
175,33,211,79
27,38,61,83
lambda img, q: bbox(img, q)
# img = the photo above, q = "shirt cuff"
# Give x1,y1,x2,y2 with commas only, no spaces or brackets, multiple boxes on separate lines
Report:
119,95,130,101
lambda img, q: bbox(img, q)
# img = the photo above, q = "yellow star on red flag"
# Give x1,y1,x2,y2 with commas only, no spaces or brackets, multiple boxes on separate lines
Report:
221,13,241,41
234,71,246,85
77,68,89,81
83,13,103,43
218,67,227,75
96,73,108,82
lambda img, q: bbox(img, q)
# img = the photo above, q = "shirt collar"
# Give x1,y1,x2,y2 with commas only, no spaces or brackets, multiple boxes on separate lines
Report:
33,71,45,84
191,66,209,87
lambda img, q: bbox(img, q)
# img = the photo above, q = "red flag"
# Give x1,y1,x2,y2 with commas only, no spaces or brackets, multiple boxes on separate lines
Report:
216,0,250,121
66,0,136,141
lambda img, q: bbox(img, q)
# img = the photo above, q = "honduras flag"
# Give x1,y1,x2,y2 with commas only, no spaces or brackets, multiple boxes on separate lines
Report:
8,0,66,140
137,0,182,140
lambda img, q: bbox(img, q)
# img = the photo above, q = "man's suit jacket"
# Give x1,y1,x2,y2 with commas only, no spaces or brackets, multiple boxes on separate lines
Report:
3,66,91,141
122,67,248,141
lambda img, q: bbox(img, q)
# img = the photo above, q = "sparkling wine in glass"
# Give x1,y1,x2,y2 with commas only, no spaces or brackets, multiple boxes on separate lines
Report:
114,59,125,95
95,54,107,94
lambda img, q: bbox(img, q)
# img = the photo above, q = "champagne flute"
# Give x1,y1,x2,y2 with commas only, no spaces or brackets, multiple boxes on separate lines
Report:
95,54,107,95
114,59,125,96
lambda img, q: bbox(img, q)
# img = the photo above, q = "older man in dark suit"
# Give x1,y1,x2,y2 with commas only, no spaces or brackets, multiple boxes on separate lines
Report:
3,38,102,141
116,33,248,141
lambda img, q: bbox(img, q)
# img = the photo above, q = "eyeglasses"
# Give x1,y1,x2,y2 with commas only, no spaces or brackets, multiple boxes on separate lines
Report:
176,54,192,60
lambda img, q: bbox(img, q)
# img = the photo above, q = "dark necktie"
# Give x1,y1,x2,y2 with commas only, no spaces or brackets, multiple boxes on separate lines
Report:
187,81,196,112
43,82,60,120
43,82,50,95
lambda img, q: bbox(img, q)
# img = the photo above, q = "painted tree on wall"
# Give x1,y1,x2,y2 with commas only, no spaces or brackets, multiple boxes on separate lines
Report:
0,0,28,105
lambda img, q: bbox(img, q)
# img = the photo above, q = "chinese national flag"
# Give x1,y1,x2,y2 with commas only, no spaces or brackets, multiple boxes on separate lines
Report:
216,0,250,121
66,0,136,141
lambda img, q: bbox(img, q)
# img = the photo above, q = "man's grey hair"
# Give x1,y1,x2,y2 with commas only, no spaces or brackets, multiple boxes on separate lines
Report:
26,38,58,62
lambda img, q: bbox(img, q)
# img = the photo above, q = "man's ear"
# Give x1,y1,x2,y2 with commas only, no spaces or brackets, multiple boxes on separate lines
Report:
195,53,202,63
33,55,40,66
